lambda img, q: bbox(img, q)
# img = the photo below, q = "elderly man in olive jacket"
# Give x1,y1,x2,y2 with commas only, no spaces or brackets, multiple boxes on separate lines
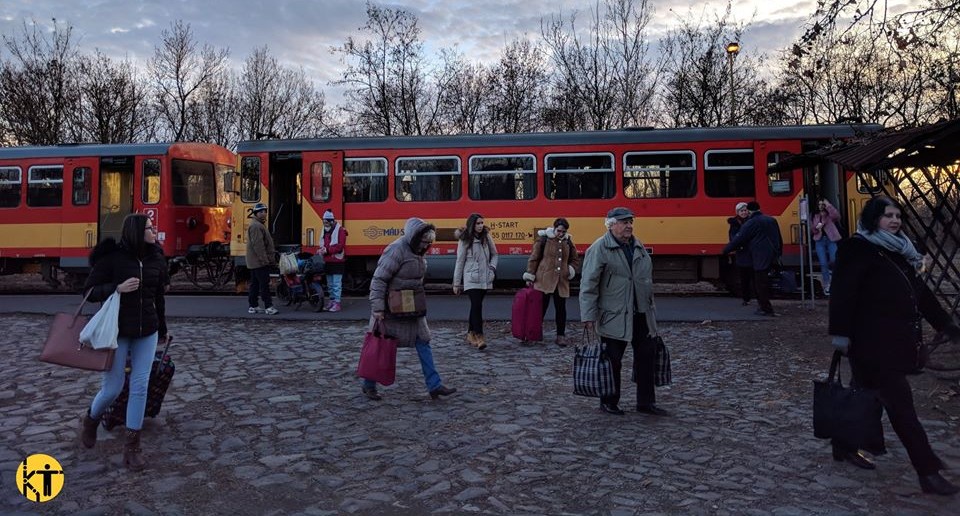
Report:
580,207,665,417
245,203,277,314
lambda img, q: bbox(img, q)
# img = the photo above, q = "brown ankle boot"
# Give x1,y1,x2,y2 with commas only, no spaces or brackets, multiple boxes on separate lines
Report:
476,333,487,350
466,331,477,346
80,410,99,449
124,430,146,472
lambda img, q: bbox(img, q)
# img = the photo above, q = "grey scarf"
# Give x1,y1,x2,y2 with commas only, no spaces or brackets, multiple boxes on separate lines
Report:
856,222,924,270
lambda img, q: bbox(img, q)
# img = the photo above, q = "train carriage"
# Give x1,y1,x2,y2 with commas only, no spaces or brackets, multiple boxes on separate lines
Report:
229,125,881,290
0,142,237,288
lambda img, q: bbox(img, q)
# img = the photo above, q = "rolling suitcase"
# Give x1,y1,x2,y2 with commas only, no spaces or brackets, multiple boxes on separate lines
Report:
101,336,175,430
511,286,543,342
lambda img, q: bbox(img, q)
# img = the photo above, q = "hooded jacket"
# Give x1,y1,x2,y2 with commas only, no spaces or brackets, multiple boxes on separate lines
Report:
83,238,168,339
368,218,434,347
453,228,498,290
523,227,581,298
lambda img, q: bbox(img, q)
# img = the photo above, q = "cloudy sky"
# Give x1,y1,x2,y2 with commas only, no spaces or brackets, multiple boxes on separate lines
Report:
0,0,883,102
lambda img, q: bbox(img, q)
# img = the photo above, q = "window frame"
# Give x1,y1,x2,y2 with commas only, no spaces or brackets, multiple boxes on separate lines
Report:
240,156,261,203
544,152,616,200
703,149,755,198
72,167,92,206
765,151,794,196
467,153,537,201
141,158,161,205
394,155,462,202
0,166,22,208
171,159,217,207
344,157,388,203
622,150,697,199
26,165,64,207
310,161,333,203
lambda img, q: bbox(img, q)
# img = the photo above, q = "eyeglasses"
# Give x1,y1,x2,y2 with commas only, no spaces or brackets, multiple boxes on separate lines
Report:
145,226,158,233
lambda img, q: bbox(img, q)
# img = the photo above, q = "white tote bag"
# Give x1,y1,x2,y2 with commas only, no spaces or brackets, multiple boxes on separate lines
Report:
79,291,121,350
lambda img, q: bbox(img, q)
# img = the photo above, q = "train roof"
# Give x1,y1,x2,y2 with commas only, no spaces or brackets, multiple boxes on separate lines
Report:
0,142,182,160
237,124,884,153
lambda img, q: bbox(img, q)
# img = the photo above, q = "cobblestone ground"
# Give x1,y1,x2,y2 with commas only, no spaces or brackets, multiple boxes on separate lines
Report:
1,312,958,515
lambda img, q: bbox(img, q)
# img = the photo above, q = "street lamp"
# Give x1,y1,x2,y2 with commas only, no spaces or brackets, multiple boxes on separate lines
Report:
725,41,741,125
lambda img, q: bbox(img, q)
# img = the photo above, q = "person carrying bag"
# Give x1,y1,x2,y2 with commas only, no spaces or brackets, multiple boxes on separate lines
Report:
39,289,116,372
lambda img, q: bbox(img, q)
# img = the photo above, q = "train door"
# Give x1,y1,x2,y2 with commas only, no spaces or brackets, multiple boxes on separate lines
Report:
302,151,343,252
268,152,302,248
61,157,98,259
98,156,135,244
802,161,851,235
135,155,166,252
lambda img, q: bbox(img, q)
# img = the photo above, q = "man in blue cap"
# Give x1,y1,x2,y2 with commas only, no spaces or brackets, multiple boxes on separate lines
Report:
580,207,667,416
246,203,278,315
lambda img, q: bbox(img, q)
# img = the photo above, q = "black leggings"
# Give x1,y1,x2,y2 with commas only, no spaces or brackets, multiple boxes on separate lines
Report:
466,289,486,334
541,291,567,336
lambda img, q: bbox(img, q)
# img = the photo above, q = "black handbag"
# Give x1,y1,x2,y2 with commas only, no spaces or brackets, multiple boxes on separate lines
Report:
812,351,886,455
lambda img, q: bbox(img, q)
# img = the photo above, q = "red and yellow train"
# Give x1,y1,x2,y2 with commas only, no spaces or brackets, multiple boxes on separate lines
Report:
229,124,882,288
0,142,237,288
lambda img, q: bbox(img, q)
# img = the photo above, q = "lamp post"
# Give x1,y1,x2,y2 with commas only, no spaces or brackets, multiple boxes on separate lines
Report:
725,41,740,125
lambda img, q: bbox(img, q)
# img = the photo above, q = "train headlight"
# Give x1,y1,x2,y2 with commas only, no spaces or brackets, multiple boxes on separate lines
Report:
306,228,315,246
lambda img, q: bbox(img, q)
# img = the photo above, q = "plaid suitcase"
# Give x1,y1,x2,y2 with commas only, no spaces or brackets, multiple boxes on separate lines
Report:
101,336,175,430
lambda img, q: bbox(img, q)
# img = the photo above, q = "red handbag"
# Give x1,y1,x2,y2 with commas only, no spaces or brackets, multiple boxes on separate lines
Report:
356,320,398,386
39,290,115,372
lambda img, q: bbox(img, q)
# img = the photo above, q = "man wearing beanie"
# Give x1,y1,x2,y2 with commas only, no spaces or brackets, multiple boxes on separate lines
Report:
722,201,783,316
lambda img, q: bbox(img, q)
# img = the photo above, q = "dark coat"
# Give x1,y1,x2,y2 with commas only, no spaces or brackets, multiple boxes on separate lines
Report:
727,216,752,268
829,236,956,374
83,239,169,339
722,211,783,270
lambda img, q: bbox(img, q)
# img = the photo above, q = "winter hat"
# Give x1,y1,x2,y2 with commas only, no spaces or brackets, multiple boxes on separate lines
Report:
735,202,748,214
322,210,336,221
251,202,268,214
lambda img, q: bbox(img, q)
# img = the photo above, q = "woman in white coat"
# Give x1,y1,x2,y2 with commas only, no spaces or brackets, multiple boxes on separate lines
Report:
453,213,498,350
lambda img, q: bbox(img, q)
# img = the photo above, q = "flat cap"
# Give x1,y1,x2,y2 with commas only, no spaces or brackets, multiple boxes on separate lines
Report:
606,207,634,220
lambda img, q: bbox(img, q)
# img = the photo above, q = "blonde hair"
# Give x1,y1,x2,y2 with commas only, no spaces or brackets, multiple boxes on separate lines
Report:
735,202,748,214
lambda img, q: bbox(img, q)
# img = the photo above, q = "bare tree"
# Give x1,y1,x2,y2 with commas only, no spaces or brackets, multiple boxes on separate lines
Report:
798,0,960,52
0,18,81,145
236,46,330,141
76,51,155,143
489,39,548,133
437,51,494,134
334,2,444,136
185,68,236,146
541,0,657,130
149,20,229,141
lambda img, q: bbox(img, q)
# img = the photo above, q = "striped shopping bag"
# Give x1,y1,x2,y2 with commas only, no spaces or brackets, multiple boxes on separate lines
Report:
573,330,615,398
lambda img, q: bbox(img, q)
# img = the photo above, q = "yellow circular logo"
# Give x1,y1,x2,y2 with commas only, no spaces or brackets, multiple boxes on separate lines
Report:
15,454,64,502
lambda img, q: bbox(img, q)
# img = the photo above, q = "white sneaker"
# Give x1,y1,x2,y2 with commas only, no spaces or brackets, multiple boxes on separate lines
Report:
248,307,264,314
264,307,279,315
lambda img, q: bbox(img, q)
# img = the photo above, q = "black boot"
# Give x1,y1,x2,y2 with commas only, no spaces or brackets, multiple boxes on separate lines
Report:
919,473,960,495
79,409,99,449
429,385,457,399
124,430,146,472
832,443,876,470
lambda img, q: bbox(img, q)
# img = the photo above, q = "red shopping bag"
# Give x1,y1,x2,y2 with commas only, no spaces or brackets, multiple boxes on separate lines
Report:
356,321,398,386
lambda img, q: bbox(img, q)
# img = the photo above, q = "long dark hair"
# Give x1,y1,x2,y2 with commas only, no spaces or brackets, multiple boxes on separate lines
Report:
120,213,150,255
460,213,487,241
859,196,901,232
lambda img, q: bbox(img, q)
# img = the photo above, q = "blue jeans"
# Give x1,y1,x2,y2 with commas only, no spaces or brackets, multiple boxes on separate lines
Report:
89,332,158,430
327,274,342,302
815,238,838,287
361,338,441,392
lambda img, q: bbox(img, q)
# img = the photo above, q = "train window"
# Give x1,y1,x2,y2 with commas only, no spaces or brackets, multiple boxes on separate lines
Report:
240,157,261,202
310,161,332,202
395,157,461,202
468,155,536,200
72,167,92,206
216,164,234,206
623,151,696,198
171,159,216,206
544,153,616,200
766,152,793,196
704,150,755,198
142,159,161,204
0,167,21,208
344,158,387,203
27,165,64,207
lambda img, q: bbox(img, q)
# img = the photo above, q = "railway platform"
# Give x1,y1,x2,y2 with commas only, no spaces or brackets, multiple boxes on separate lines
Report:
2,295,959,514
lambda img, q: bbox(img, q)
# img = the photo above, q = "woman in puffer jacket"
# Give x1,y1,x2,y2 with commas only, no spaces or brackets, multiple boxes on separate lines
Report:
523,218,581,346
453,213,498,350
77,213,169,472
